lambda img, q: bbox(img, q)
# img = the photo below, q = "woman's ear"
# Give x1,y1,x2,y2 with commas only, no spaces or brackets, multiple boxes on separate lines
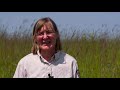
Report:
35,39,38,44
34,37,38,44
56,33,59,39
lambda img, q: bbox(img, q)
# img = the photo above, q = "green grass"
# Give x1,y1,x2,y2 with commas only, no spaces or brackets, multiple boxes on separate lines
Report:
1,26,120,78
0,31,32,77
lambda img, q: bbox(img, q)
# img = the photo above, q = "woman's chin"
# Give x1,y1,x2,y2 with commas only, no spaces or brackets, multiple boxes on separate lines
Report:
40,45,54,51
42,47,50,50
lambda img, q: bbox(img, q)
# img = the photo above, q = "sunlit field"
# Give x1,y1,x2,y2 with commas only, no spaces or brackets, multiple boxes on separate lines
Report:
0,24,120,78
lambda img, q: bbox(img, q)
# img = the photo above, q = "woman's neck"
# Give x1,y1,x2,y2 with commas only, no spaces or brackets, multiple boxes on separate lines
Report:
40,49,55,61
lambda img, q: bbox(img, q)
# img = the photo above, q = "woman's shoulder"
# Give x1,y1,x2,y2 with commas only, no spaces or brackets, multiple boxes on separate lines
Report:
59,51,77,62
21,53,35,59
17,53,37,64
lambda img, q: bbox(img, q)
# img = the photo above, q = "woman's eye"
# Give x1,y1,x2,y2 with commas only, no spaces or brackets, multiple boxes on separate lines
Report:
36,31,54,36
37,32,43,35
47,31,52,34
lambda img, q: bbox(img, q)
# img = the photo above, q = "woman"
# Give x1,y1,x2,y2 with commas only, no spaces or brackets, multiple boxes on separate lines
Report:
13,17,80,78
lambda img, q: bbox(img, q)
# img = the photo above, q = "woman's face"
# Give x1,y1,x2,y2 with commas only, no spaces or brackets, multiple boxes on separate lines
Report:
36,24,57,51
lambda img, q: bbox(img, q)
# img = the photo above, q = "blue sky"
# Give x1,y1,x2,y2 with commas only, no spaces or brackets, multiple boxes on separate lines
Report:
0,12,120,35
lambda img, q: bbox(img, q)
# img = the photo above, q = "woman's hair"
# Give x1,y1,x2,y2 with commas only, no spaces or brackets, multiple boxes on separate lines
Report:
31,17,62,54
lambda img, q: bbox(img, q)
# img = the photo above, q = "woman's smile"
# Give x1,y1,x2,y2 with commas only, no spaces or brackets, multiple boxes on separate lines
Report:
42,40,51,45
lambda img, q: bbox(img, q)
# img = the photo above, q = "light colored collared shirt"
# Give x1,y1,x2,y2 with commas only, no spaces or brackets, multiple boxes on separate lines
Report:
13,50,80,78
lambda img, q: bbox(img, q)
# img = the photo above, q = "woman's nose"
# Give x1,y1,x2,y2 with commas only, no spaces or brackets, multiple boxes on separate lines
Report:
43,33,48,39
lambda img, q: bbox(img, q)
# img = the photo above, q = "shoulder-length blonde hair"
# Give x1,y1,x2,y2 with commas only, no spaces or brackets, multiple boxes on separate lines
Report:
31,17,62,54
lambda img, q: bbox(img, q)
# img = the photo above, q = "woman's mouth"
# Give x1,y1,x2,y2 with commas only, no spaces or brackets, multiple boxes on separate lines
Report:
42,40,51,45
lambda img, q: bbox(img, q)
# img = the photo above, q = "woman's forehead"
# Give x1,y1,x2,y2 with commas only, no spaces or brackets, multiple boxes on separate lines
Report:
39,24,54,32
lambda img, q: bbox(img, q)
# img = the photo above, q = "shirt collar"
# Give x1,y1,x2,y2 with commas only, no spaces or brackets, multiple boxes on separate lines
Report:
37,50,64,64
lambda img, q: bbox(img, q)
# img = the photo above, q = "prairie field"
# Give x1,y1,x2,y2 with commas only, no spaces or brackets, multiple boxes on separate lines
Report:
0,24,120,78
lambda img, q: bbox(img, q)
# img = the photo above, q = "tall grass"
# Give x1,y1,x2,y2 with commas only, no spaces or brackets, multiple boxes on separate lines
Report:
0,23,120,78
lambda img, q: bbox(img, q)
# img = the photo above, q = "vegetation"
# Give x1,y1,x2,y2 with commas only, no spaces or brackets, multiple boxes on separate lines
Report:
0,23,120,78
